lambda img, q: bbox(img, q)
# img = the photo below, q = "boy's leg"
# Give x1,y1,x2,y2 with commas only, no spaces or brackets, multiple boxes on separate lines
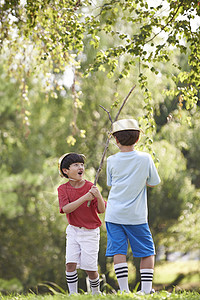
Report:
65,225,81,295
78,227,100,294
66,263,78,295
86,270,101,295
106,222,129,293
114,254,129,293
124,224,155,294
140,255,154,294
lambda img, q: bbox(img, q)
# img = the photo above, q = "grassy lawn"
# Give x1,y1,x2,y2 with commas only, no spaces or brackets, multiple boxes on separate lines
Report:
0,261,200,300
153,260,200,291
1,291,200,300
109,260,200,291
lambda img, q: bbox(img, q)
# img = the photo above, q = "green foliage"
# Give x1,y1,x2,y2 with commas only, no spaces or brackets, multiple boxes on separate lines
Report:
0,278,23,294
147,139,192,244
149,108,200,254
167,196,200,252
0,0,199,137
1,291,200,300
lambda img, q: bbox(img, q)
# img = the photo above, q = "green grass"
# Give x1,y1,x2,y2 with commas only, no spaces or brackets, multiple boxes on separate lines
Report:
153,260,200,291
154,260,200,284
1,261,200,299
112,260,200,291
1,291,200,300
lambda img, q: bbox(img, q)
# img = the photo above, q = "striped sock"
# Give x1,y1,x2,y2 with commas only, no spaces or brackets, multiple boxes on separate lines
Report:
89,275,100,295
140,268,154,294
66,270,78,295
114,263,129,293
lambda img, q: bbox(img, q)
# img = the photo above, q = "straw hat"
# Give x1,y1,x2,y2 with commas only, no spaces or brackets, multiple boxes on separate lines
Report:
112,119,143,134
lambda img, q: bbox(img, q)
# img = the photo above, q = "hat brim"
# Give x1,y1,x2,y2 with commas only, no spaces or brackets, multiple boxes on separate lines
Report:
112,119,143,134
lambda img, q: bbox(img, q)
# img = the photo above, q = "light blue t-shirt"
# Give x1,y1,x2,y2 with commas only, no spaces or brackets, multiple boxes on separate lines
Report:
105,150,161,225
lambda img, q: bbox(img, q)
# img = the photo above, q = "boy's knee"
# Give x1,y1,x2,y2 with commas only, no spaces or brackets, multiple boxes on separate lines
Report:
141,255,155,260
114,254,127,265
86,270,98,279
140,255,155,269
66,263,77,272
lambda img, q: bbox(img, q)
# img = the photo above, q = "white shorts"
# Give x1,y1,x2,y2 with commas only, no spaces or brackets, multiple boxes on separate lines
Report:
66,224,100,271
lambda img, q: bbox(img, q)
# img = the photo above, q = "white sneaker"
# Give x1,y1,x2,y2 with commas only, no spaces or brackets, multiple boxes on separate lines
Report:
136,290,145,295
136,289,155,295
92,291,102,295
69,292,78,296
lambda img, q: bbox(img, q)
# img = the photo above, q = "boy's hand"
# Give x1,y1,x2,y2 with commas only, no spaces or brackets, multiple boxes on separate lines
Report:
86,191,95,201
89,185,105,213
89,185,101,198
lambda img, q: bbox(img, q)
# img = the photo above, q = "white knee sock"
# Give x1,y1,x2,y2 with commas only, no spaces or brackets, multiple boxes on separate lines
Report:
140,268,154,294
89,275,100,294
66,270,78,295
114,262,129,293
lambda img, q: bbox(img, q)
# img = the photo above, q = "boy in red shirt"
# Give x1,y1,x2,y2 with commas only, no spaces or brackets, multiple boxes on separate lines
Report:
58,153,106,295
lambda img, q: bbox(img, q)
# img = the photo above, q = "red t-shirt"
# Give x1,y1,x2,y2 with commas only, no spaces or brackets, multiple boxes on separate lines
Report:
58,180,102,229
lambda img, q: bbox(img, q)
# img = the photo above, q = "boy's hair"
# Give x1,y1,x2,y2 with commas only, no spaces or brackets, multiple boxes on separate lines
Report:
61,153,85,178
113,130,140,146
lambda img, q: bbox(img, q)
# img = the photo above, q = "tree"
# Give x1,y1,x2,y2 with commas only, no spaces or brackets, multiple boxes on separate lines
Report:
152,108,200,257
0,0,199,140
147,139,195,243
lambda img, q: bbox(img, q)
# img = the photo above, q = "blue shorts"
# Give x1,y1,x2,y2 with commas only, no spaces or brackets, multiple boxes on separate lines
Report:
106,222,155,258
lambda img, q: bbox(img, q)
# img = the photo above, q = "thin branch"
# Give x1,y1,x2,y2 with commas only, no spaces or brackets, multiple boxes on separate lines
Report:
87,84,136,207
146,0,184,44
93,0,120,19
93,135,112,186
99,105,113,123
114,85,136,121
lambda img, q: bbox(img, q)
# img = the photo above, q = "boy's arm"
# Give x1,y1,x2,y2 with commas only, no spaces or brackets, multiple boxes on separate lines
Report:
89,185,106,213
146,155,161,187
62,192,94,214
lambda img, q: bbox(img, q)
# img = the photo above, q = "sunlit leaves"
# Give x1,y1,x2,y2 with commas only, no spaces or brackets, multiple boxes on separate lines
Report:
0,0,199,143
66,135,76,146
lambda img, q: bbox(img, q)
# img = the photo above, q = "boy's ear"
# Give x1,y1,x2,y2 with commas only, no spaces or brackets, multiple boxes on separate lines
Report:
62,168,68,175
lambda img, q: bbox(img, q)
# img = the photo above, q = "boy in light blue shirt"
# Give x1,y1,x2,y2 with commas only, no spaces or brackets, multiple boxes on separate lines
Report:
105,119,161,294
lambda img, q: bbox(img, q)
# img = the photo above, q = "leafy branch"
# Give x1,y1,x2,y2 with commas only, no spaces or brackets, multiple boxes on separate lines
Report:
145,0,184,44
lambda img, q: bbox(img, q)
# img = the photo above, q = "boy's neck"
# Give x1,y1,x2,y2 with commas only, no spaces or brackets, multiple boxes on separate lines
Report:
118,144,135,152
69,179,85,188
